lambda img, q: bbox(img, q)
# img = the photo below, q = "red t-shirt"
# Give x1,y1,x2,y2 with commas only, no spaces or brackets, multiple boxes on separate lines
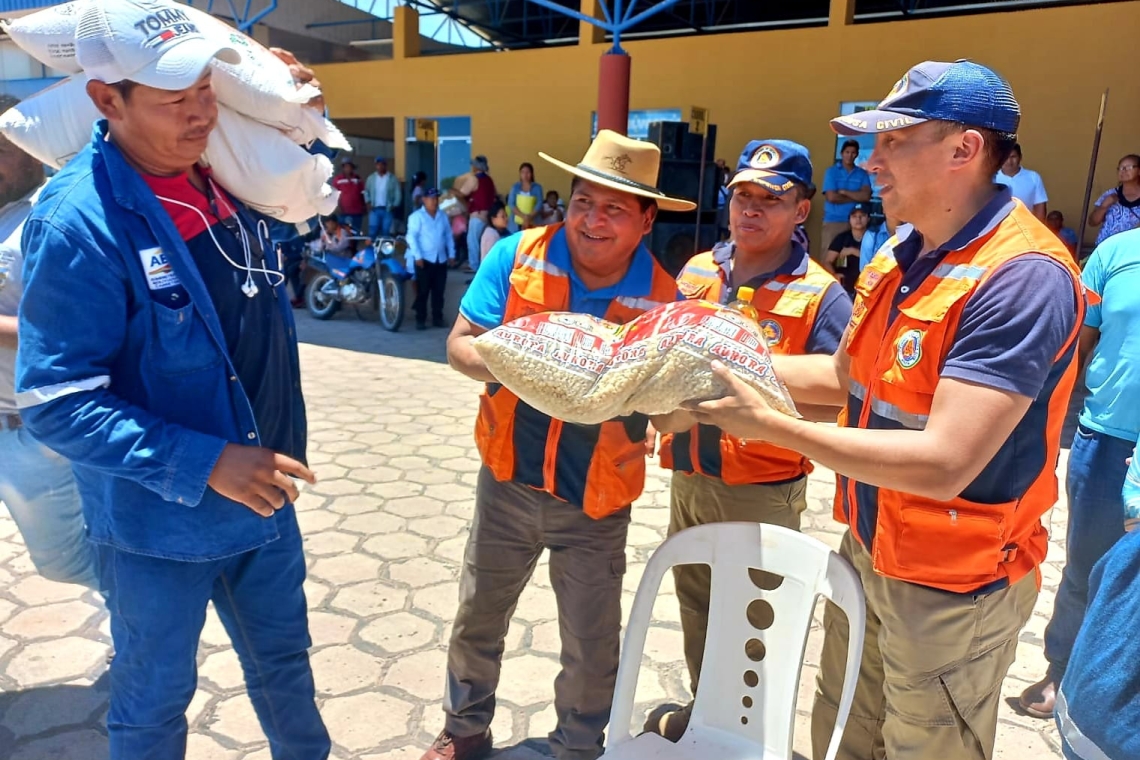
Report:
333,173,366,215
468,173,497,214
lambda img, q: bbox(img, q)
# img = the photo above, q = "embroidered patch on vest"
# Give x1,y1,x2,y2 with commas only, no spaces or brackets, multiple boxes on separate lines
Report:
678,280,705,298
759,318,782,346
896,329,923,369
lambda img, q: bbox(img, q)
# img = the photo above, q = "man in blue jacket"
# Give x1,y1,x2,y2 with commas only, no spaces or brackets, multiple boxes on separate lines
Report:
15,1,329,757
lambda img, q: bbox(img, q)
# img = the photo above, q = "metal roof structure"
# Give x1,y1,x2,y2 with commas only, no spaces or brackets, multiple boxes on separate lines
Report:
326,0,1130,52
0,0,1128,58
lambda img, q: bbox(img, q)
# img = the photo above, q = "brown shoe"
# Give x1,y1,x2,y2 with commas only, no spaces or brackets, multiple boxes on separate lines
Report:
1018,676,1057,719
643,702,692,742
419,729,493,760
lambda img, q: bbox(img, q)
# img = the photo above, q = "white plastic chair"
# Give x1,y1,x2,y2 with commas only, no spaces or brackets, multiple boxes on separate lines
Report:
604,522,865,760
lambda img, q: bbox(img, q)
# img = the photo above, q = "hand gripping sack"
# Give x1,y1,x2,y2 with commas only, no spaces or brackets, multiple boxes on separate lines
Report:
181,5,349,150
472,301,800,426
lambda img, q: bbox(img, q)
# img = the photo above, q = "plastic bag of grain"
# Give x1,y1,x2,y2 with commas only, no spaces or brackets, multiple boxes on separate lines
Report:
2,1,349,150
472,301,799,426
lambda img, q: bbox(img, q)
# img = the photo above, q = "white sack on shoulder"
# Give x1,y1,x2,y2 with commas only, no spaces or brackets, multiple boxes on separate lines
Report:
181,6,350,150
202,106,340,223
2,1,349,151
0,1,83,74
0,75,95,169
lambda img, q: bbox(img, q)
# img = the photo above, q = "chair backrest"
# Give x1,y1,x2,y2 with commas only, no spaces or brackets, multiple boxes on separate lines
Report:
607,522,864,760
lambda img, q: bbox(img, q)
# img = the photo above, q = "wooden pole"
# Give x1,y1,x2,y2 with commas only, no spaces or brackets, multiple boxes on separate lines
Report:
1076,89,1109,261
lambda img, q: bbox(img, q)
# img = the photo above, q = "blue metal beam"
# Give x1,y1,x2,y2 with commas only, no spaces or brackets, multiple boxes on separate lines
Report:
523,0,685,53
185,0,278,33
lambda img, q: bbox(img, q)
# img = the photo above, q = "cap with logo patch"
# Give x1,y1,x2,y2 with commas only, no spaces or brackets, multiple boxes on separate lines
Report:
831,59,1020,136
728,140,814,197
76,0,241,91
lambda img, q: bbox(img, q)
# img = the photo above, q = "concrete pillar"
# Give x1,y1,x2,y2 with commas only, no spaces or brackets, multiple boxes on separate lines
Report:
579,0,605,45
597,52,631,136
394,5,421,59
829,0,855,27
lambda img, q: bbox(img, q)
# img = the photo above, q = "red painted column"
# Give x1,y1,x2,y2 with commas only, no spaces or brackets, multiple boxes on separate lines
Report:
597,52,631,136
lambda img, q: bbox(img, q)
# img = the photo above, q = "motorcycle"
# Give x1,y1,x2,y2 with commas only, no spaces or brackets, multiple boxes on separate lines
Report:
305,234,411,331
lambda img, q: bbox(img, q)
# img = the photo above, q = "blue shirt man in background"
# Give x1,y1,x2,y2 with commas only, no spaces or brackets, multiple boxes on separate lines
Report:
821,138,872,256
1019,227,1140,720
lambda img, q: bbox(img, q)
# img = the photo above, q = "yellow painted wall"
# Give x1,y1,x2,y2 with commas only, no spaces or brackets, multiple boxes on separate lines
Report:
315,2,1140,246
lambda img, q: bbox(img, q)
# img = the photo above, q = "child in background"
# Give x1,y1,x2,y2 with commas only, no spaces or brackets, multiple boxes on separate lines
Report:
538,190,565,226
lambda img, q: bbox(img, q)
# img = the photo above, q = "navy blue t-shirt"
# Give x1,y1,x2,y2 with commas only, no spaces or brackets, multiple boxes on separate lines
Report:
144,170,300,459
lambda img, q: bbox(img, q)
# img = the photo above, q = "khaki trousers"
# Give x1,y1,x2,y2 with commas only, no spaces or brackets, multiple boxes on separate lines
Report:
811,530,1038,760
669,471,807,692
444,467,630,760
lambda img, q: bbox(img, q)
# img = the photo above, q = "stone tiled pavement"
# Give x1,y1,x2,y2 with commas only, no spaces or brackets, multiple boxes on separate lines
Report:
0,287,1073,759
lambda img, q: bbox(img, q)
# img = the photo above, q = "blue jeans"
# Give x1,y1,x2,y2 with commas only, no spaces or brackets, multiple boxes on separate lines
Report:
97,509,329,760
0,426,99,590
1043,424,1131,682
368,207,394,238
339,213,364,234
467,215,488,270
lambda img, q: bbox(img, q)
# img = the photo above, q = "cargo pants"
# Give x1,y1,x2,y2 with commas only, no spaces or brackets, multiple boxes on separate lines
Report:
669,470,807,693
811,529,1038,760
443,467,630,760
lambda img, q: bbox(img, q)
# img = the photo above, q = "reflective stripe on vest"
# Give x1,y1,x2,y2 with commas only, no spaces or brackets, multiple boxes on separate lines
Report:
837,203,1086,593
475,224,680,519
848,380,929,430
662,250,839,485
761,279,827,295
517,252,567,277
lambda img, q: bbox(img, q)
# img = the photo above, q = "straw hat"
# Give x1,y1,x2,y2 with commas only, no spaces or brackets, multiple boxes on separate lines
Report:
539,129,697,212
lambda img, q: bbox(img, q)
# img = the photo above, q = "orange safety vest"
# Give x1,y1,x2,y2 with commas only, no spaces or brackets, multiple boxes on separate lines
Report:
839,203,1085,593
660,249,839,485
475,224,680,519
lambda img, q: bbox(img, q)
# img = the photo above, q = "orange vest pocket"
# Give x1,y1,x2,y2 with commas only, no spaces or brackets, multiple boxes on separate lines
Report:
876,498,1017,590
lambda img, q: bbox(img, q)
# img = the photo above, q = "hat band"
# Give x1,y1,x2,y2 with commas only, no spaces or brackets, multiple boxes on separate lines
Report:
574,163,666,199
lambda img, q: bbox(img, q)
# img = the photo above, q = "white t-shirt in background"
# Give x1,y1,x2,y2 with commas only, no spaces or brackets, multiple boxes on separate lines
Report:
995,166,1048,208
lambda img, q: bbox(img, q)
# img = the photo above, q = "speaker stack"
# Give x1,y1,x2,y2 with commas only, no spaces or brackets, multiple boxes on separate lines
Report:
645,120,720,276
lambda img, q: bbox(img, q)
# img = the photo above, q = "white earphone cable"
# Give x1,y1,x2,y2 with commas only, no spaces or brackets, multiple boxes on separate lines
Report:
153,192,285,296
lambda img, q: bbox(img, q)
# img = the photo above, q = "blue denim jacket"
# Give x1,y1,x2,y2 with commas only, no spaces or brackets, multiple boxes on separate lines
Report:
15,122,305,562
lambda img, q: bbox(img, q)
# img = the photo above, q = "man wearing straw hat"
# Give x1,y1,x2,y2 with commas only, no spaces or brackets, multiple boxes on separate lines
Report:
424,130,693,760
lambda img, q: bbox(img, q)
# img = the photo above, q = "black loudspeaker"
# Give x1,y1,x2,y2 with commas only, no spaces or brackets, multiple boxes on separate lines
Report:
648,121,688,158
681,123,717,163
646,213,720,277
657,160,720,211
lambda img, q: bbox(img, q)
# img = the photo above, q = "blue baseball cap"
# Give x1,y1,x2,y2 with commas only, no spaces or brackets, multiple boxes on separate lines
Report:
832,60,1019,136
729,140,814,197
424,187,441,198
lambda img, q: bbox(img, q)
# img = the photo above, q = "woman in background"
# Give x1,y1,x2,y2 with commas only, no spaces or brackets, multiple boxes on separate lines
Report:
507,162,544,233
1088,154,1140,247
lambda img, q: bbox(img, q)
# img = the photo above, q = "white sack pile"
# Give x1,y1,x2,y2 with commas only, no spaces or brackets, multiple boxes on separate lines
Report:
0,1,349,222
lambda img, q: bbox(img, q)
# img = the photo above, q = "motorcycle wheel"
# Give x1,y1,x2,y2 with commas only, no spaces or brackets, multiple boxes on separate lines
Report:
377,271,405,332
306,274,341,320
